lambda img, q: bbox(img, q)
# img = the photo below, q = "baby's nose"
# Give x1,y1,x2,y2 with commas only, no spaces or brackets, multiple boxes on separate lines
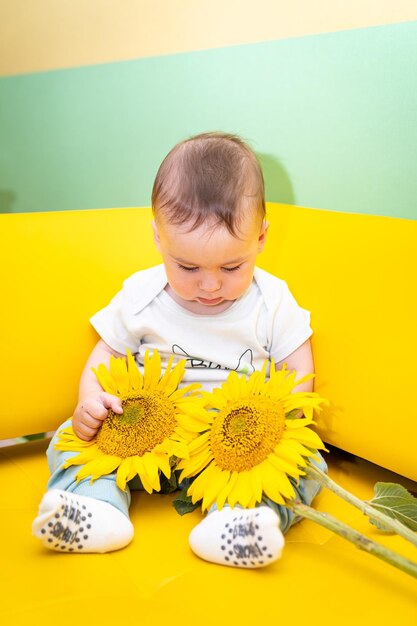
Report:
200,274,221,292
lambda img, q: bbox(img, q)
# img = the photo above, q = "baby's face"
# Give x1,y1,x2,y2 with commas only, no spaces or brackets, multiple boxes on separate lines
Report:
153,214,267,315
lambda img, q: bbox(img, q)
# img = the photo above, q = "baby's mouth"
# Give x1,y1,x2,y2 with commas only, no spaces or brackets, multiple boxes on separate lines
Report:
197,297,224,305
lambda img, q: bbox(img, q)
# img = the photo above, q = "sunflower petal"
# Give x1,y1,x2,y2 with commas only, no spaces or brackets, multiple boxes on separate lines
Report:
75,454,121,483
159,359,185,395
61,445,103,468
284,426,326,449
142,451,161,492
143,350,161,389
228,471,253,508
116,457,135,490
110,355,130,395
154,452,171,479
201,466,232,511
93,363,119,395
126,349,143,391
133,456,153,493
187,466,213,504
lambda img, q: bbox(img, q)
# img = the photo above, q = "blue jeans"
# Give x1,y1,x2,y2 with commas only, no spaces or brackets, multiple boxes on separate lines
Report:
47,418,328,532
47,419,132,516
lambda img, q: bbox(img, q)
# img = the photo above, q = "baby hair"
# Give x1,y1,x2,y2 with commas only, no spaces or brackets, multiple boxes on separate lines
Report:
152,132,265,236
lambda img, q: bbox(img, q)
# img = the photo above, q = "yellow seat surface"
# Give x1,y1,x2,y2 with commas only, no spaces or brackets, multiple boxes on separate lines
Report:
1,439,416,624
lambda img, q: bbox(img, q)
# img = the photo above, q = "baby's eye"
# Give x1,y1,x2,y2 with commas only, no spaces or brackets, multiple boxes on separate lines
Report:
222,265,242,272
177,264,199,272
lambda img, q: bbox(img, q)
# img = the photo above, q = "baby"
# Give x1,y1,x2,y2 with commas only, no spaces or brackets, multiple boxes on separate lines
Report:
33,132,327,567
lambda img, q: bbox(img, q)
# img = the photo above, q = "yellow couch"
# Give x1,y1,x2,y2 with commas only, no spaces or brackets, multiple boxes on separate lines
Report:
1,204,416,624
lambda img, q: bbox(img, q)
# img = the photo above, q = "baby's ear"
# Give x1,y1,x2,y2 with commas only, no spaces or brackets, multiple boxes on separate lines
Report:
152,220,161,251
258,220,269,252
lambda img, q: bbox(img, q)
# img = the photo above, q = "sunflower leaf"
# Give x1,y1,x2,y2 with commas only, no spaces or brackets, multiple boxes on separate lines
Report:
173,491,200,516
368,482,417,531
159,470,179,494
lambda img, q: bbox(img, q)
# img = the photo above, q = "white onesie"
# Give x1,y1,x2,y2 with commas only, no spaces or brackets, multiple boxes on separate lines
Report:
90,265,312,390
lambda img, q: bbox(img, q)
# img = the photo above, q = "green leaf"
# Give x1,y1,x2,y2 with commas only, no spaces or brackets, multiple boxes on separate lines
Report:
172,491,200,516
159,472,179,494
285,410,301,420
368,482,417,532
160,461,181,494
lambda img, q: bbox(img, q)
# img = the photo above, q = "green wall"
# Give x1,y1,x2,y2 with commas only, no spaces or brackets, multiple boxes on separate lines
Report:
0,21,416,218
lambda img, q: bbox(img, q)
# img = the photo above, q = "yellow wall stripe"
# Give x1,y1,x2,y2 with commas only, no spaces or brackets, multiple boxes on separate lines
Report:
1,0,417,76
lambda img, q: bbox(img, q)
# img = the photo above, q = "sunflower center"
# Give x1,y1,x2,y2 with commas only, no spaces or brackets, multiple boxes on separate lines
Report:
96,391,177,458
210,396,286,472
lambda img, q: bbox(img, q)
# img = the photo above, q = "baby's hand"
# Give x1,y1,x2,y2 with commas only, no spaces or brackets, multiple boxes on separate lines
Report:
72,392,123,441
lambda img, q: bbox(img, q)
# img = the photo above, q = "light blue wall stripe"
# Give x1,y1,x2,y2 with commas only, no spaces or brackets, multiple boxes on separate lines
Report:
0,21,416,217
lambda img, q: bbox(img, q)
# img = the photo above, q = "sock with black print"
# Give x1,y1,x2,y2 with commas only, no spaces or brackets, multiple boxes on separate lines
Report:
32,489,134,553
189,505,284,568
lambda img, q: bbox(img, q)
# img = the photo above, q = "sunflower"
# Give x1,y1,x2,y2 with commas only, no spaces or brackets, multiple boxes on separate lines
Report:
177,362,328,511
55,350,208,492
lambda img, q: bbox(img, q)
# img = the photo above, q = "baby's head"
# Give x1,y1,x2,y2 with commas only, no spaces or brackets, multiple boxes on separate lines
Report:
151,132,268,314
152,131,265,236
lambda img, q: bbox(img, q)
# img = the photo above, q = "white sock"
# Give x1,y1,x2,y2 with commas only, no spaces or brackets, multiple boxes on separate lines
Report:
189,506,284,568
32,489,134,553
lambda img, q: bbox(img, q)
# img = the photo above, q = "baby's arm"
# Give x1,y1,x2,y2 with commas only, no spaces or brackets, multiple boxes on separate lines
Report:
275,339,314,393
72,339,125,441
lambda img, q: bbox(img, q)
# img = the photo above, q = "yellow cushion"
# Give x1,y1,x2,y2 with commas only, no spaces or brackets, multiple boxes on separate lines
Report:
1,204,416,480
259,205,417,481
1,204,417,620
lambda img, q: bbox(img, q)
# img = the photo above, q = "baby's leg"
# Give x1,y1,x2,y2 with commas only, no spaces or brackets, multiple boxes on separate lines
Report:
32,420,133,553
189,453,328,568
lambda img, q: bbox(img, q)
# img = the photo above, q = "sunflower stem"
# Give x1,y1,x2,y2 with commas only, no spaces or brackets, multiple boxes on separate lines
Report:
305,464,417,548
290,501,417,579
